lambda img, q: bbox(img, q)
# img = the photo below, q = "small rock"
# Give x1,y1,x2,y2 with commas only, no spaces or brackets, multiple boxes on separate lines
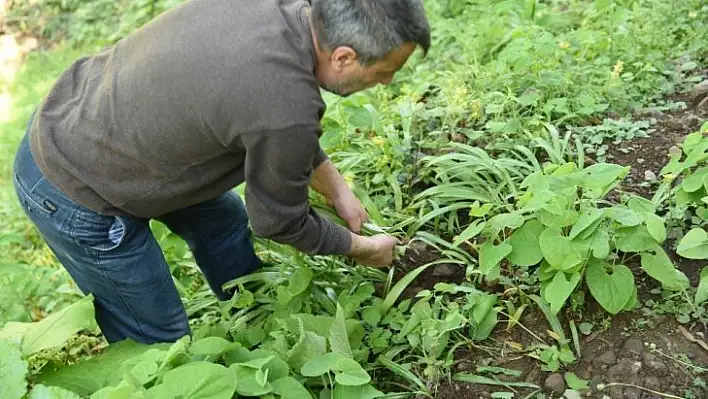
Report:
432,264,457,277
544,373,566,394
637,158,645,164
644,170,657,181
622,338,644,356
624,387,642,399
645,376,661,391
690,80,708,104
590,375,603,392
596,349,617,366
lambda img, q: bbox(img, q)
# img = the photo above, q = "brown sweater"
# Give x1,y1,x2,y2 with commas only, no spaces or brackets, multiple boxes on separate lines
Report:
28,0,352,255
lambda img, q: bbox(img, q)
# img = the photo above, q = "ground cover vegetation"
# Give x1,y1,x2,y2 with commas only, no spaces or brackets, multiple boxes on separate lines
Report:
1,0,708,398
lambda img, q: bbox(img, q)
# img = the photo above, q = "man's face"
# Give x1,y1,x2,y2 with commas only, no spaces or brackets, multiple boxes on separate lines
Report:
317,42,416,97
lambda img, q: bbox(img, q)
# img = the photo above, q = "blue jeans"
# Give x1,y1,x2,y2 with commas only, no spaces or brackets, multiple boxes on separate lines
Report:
12,119,262,344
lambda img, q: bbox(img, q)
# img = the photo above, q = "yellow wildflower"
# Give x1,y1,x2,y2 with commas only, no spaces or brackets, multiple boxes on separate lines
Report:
559,41,570,49
371,136,385,146
689,11,697,18
611,60,624,79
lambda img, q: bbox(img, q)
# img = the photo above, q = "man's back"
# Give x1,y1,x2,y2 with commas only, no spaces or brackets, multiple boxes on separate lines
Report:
30,0,325,219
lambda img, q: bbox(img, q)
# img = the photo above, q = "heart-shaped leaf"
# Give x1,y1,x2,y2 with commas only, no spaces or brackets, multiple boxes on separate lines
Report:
301,352,344,377
605,207,642,226
586,260,635,315
676,228,708,259
479,241,512,279
507,220,544,266
640,247,690,290
542,272,581,314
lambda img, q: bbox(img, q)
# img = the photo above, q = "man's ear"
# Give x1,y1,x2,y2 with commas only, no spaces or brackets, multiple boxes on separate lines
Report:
330,46,358,72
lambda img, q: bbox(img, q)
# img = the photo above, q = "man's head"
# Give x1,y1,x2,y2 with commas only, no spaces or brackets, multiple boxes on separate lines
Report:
309,0,431,97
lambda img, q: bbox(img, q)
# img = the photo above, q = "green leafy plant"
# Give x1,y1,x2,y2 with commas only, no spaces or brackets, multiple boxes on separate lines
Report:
454,161,690,315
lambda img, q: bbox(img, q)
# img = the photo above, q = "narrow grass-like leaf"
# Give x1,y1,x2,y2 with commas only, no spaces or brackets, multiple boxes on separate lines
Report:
377,355,429,394
529,294,566,343
381,263,436,316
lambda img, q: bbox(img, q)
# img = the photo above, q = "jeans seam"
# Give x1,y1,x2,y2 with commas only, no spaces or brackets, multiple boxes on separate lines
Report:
88,247,149,341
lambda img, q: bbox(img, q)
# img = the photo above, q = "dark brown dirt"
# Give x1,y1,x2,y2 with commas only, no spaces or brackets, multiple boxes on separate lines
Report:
603,91,708,199
434,310,708,399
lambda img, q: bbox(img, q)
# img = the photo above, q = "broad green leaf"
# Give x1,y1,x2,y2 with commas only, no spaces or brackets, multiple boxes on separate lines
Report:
605,207,642,226
90,382,141,399
589,230,610,259
35,339,170,396
569,209,603,240
230,365,273,397
329,304,353,359
539,229,582,270
479,241,512,278
452,220,486,246
488,212,525,236
29,385,81,399
288,268,313,296
676,228,708,259
21,295,97,356
695,268,708,305
271,377,313,399
640,247,690,290
582,163,629,197
334,358,371,386
642,213,666,243
149,362,236,399
288,330,327,372
471,294,499,341
0,339,27,399
627,196,655,213
615,226,657,253
586,260,635,315
332,384,384,399
239,355,275,370
190,337,235,357
507,219,544,266
301,352,344,377
564,372,589,390
682,168,708,192
543,272,581,314
124,359,158,386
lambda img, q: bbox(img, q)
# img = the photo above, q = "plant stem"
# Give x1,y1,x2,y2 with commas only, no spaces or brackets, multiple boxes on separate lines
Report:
498,311,547,345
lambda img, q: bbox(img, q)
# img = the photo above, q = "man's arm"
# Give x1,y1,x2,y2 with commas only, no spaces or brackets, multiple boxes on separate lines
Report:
240,128,397,266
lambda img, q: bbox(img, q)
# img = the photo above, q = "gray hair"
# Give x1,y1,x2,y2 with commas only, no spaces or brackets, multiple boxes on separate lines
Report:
310,0,431,66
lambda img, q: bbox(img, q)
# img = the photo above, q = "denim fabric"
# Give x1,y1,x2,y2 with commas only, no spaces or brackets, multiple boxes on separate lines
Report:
12,116,262,344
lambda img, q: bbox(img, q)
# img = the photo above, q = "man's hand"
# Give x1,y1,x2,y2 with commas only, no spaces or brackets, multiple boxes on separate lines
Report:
347,233,399,267
311,159,369,233
327,187,368,234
